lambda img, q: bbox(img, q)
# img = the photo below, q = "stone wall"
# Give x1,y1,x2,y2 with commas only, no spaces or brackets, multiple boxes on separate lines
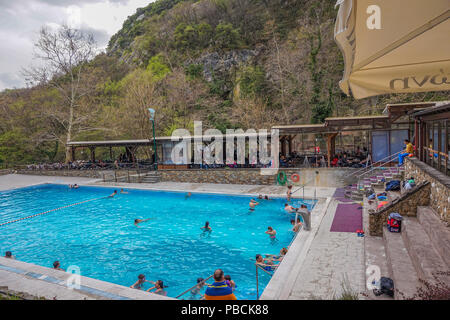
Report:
405,157,450,224
158,168,354,186
369,182,431,236
14,169,145,181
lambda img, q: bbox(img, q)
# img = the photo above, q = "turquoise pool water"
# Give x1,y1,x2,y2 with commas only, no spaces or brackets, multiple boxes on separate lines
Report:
0,184,316,300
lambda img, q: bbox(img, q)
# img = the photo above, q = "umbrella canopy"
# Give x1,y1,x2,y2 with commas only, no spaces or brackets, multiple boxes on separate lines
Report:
334,0,450,99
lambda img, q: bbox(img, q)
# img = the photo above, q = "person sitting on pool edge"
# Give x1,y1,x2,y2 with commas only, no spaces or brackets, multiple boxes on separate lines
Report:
146,280,167,296
204,269,237,300
4,251,15,259
134,218,153,227
130,274,150,290
108,190,118,198
53,261,64,271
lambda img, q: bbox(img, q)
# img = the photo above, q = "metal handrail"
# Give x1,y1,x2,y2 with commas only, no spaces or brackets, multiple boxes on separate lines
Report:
349,150,403,178
175,274,214,299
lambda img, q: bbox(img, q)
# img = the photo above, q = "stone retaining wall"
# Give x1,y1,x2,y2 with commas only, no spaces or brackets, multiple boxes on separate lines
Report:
369,182,431,236
405,157,450,224
159,168,354,186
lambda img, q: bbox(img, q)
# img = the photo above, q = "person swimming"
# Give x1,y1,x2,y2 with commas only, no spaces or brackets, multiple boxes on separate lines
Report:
134,218,153,227
108,190,118,198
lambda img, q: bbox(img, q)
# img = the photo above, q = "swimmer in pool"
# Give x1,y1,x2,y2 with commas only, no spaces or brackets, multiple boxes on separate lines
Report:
265,226,277,241
53,261,64,271
146,280,168,296
255,254,278,271
130,274,150,290
284,203,298,213
249,199,259,211
134,218,153,227
201,221,212,232
108,190,118,198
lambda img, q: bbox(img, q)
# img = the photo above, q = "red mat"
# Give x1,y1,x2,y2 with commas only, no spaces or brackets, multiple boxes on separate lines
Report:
330,203,363,233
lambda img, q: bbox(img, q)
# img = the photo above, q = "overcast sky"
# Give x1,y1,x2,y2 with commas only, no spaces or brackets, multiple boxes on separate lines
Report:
0,0,152,91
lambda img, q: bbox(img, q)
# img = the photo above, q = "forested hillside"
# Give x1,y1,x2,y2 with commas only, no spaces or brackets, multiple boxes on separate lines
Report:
0,0,449,165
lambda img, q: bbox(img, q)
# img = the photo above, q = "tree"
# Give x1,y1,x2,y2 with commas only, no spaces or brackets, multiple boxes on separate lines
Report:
23,24,99,163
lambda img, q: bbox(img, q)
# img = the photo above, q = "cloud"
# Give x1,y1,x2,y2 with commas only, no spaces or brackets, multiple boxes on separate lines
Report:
0,0,151,91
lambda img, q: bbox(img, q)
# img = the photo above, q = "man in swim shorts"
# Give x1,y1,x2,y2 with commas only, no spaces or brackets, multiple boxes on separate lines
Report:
249,199,259,211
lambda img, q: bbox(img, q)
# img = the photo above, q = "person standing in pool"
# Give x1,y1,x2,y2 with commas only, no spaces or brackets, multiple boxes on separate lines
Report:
265,226,277,242
249,199,259,211
4,251,15,259
53,261,64,271
146,280,167,296
130,274,150,290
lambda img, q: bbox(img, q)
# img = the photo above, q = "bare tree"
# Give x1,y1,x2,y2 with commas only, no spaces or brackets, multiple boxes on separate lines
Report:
23,24,98,162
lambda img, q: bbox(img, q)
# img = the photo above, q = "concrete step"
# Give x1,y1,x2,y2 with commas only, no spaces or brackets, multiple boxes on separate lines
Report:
417,206,450,268
383,227,420,299
402,217,450,286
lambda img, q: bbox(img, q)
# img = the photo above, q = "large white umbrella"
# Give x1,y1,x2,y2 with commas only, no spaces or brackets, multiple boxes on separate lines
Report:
334,0,450,99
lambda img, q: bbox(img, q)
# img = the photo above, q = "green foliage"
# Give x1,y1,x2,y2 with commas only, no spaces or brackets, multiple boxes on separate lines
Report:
0,130,35,165
147,54,171,80
174,22,213,51
185,64,203,79
239,66,267,98
214,23,241,50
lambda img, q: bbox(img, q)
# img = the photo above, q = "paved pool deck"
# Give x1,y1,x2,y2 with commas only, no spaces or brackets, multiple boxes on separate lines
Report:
0,173,366,300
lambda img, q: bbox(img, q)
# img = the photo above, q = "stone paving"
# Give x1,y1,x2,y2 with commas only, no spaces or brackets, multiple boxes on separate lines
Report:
286,199,366,299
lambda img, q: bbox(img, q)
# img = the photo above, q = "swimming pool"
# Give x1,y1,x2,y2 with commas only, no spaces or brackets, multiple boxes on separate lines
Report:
0,184,316,300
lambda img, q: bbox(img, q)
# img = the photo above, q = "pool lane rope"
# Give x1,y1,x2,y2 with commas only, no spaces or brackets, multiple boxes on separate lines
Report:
0,196,107,227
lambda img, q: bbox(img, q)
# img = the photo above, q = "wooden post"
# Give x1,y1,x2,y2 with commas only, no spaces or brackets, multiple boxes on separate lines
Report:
326,133,338,167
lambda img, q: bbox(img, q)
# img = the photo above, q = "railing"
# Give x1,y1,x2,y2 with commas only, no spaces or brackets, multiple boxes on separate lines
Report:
349,150,402,179
175,274,214,300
